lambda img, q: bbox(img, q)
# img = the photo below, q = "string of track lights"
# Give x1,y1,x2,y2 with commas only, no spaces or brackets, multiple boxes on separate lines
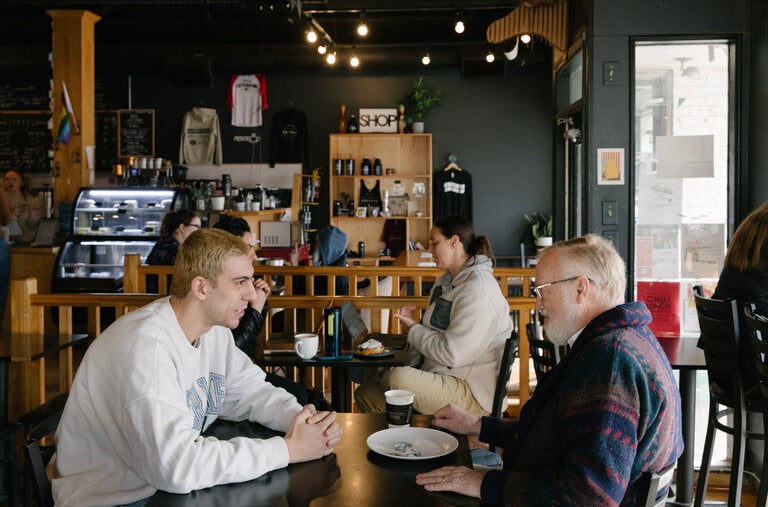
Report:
304,10,533,67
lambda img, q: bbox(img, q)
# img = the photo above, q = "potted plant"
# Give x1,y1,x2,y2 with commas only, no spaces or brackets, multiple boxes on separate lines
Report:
525,213,553,250
399,77,444,133
188,181,212,210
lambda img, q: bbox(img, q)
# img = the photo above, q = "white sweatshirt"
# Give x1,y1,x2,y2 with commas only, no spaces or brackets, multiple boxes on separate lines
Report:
52,297,302,506
179,107,223,165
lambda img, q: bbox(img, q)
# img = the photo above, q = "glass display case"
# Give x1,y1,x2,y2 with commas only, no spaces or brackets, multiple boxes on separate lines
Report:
53,187,180,292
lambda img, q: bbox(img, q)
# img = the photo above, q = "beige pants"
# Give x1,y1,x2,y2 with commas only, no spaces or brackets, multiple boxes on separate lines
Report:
353,366,488,417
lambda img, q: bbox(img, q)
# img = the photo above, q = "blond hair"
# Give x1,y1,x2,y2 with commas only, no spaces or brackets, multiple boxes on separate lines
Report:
170,228,249,297
541,234,626,305
724,201,768,272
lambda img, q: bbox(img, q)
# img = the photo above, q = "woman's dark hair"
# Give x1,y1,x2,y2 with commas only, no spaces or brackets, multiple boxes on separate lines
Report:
160,208,198,235
213,215,251,238
434,215,494,259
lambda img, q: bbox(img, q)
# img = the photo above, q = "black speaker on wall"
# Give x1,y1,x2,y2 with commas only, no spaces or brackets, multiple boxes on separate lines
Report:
164,52,214,87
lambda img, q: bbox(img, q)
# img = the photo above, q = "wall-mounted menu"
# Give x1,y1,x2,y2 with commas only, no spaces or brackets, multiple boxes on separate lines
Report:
95,110,118,172
118,109,154,157
0,114,52,173
0,83,50,111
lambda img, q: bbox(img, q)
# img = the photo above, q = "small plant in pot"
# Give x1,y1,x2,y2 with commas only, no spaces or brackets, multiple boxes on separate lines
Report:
188,181,213,210
525,213,553,249
399,77,443,133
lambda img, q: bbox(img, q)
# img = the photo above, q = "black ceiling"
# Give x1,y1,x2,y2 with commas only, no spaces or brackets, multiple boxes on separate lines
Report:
0,0,551,71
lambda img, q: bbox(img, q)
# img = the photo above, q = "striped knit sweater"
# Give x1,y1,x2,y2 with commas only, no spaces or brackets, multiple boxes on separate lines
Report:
479,302,683,506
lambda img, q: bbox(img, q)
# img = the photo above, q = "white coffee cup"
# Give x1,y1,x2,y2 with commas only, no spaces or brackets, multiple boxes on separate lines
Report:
384,389,415,428
294,333,319,359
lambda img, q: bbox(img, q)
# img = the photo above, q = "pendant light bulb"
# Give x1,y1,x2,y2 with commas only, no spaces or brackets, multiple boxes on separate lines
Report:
422,52,431,66
357,12,368,37
454,20,465,34
326,51,336,65
350,54,360,67
520,34,532,44
486,51,495,63
318,44,328,55
306,27,318,44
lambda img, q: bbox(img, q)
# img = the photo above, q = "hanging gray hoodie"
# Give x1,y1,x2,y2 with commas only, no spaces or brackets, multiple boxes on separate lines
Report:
405,254,514,413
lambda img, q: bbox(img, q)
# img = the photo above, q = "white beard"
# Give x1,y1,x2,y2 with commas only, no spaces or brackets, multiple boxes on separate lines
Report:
542,304,580,347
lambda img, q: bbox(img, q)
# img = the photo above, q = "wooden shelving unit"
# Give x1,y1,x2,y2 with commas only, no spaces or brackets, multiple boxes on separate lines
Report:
329,133,432,257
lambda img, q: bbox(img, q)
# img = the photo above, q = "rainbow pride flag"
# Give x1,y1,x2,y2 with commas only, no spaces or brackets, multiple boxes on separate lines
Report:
57,82,74,145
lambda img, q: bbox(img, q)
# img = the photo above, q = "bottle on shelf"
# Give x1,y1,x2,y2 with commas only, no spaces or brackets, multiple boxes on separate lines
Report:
338,105,347,134
373,158,382,176
347,114,359,133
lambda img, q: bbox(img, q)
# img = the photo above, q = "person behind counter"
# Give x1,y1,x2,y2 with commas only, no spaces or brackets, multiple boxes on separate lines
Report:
354,215,513,417
146,208,201,265
415,234,683,506
2,169,43,243
52,228,342,506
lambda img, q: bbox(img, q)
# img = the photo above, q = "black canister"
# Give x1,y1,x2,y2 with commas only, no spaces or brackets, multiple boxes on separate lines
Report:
361,158,371,176
324,306,342,357
333,200,342,216
222,174,232,196
345,159,355,175
358,241,365,258
333,159,343,175
373,158,382,175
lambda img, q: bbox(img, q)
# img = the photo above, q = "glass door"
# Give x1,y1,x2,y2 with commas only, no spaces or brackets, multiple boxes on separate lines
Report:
633,39,735,338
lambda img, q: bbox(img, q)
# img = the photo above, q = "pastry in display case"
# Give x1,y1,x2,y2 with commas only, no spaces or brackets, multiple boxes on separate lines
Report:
53,187,181,292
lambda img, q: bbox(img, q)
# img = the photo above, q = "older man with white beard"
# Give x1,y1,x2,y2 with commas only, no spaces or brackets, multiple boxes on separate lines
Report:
412,234,683,507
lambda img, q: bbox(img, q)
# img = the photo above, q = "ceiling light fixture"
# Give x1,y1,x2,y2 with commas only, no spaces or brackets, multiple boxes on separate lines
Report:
326,51,336,65
486,51,495,63
306,24,318,44
503,36,519,61
317,43,328,55
350,50,360,68
454,10,465,34
421,51,431,66
520,34,532,44
356,12,368,37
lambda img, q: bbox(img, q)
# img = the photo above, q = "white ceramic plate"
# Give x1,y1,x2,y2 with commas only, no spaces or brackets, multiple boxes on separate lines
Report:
366,427,458,460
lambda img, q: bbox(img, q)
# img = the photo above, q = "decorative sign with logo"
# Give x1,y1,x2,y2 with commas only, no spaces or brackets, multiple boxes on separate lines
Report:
359,108,398,133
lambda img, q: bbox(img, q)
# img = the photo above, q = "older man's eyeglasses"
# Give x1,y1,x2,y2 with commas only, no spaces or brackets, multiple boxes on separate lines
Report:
533,276,594,298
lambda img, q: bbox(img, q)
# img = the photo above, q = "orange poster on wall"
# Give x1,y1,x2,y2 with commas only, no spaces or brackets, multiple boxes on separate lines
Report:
636,281,681,337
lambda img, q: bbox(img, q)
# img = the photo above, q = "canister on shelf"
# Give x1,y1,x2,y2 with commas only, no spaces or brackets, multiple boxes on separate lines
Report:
358,241,365,258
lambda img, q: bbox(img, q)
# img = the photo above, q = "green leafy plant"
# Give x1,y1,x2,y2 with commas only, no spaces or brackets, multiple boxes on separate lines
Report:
399,77,444,122
525,213,553,240
188,181,213,200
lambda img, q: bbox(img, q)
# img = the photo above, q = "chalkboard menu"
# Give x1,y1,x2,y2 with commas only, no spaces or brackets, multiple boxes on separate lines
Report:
95,110,118,172
118,109,154,157
0,114,52,173
0,83,50,111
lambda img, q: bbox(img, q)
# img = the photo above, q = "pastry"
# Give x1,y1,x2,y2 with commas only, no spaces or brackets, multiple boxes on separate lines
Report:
357,338,385,355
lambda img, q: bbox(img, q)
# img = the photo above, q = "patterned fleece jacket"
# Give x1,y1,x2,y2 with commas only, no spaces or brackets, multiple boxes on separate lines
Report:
479,302,683,506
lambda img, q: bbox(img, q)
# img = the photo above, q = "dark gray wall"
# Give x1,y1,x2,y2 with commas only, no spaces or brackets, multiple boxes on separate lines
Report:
749,0,768,209
107,65,553,257
586,0,752,264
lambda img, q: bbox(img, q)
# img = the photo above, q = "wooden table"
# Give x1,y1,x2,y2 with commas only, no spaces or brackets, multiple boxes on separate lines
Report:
148,413,479,506
657,336,707,507
260,348,406,412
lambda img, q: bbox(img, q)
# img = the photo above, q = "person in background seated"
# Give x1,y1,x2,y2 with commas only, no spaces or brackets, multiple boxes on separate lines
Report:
213,215,314,406
354,216,513,417
415,234,683,506
53,229,342,506
2,169,43,243
310,224,350,295
711,200,768,394
146,208,200,265
0,187,12,319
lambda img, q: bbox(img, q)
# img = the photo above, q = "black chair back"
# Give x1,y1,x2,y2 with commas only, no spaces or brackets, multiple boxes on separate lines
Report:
525,323,561,381
743,304,768,507
23,410,62,507
491,332,519,419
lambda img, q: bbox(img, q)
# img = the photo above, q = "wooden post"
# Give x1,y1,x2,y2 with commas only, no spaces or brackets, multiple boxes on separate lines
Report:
10,277,45,420
47,9,101,207
123,253,140,293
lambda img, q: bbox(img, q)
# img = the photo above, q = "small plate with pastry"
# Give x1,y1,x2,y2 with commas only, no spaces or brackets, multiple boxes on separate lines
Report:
353,338,394,359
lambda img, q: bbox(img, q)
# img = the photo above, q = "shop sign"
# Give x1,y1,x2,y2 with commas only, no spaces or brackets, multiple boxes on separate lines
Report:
359,108,398,133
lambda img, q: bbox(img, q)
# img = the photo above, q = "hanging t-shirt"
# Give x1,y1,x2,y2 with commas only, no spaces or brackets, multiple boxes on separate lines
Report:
359,179,383,209
226,74,269,127
269,107,308,168
179,107,223,165
434,167,472,221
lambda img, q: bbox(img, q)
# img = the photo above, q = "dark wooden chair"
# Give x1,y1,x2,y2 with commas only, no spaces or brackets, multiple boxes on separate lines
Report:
692,285,765,507
491,332,519,419
634,462,675,507
23,409,63,507
742,304,768,507
525,322,561,381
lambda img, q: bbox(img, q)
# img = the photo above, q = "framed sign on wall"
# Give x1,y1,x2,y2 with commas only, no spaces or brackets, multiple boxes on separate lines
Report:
359,108,398,133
